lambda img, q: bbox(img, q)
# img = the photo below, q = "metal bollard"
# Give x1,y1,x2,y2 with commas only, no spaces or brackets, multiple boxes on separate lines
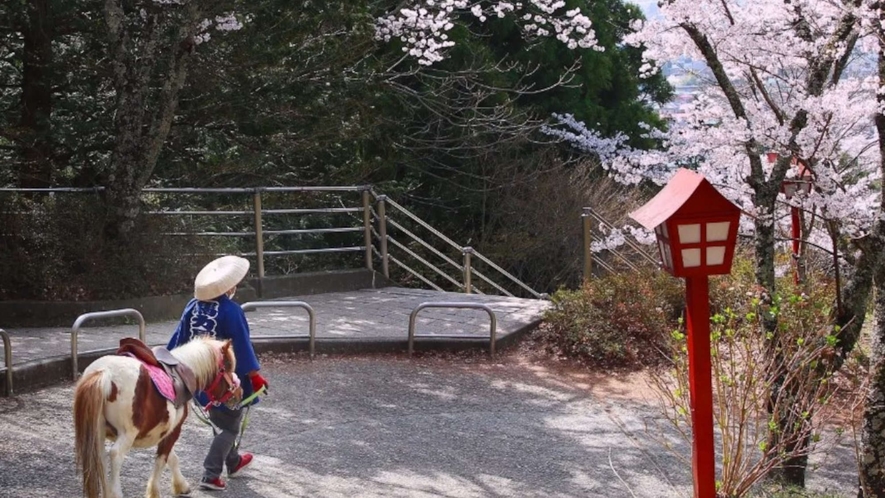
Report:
0,329,12,396
241,301,317,359
71,309,146,380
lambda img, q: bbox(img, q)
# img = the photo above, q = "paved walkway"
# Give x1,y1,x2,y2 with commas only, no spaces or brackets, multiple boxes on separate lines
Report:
0,356,855,497
0,287,549,366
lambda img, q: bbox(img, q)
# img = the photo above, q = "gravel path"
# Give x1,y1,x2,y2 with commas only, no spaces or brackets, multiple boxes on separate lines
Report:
0,353,857,497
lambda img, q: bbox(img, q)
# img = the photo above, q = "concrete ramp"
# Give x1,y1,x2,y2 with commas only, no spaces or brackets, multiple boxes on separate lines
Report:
0,288,549,394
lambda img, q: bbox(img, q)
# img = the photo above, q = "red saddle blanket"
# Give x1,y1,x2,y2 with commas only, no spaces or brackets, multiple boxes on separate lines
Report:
122,353,177,403
116,338,194,407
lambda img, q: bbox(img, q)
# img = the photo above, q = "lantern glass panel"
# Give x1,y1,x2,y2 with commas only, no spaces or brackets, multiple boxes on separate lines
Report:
682,248,701,267
707,246,726,265
660,222,669,238
706,222,730,242
678,224,701,244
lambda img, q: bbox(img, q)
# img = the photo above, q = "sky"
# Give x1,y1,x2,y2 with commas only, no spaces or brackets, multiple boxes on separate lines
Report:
630,0,661,19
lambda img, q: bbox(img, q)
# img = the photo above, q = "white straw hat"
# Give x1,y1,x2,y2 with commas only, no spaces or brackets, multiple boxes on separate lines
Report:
194,256,250,301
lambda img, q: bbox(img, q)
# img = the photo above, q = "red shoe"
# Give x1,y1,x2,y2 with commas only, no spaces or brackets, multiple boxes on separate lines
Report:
228,452,253,478
199,476,227,491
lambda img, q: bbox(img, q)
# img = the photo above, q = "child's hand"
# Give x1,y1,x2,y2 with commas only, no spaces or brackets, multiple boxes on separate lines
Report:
251,373,269,394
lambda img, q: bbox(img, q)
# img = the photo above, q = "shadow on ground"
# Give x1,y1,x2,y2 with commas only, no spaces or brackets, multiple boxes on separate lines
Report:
0,353,856,498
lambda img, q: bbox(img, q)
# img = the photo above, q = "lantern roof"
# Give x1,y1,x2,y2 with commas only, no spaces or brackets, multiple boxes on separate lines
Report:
629,168,740,230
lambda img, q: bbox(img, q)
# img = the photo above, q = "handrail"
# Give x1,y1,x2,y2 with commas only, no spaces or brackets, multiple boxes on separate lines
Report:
387,218,463,272
165,227,365,237
584,206,658,266
471,250,543,299
595,256,617,274
378,195,464,252
470,265,515,298
149,207,363,216
387,236,464,289
389,255,444,292
408,302,497,357
0,329,12,396
375,192,543,299
594,235,642,273
71,309,146,380
145,186,370,193
0,187,104,192
241,301,316,359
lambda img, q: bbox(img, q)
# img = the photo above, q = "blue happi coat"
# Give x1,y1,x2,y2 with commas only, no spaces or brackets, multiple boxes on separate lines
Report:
167,295,261,410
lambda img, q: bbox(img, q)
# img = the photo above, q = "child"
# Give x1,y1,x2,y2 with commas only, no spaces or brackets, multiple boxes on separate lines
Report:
167,255,269,491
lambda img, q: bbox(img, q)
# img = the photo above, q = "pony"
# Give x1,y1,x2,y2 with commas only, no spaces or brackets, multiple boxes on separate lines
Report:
73,336,242,498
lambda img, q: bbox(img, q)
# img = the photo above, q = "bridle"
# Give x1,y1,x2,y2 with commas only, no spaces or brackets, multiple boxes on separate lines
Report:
202,350,241,411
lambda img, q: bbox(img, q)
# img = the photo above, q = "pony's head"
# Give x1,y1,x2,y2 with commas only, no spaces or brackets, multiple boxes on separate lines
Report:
174,337,243,409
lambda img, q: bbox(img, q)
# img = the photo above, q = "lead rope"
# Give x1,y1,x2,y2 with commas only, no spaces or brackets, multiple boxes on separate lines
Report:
235,386,267,450
191,401,221,435
192,385,267,443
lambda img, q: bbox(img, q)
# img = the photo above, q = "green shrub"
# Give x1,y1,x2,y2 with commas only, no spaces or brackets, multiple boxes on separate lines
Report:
541,269,684,369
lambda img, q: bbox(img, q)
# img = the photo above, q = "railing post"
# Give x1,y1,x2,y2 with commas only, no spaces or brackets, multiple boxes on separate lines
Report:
582,207,593,284
462,246,473,294
362,189,373,271
377,195,389,278
253,189,265,296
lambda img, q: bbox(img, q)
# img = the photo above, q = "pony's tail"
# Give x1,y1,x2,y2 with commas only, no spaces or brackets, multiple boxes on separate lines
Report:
74,370,110,498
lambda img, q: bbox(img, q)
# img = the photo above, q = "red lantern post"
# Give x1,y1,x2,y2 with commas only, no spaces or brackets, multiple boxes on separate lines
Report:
768,152,813,285
630,169,742,498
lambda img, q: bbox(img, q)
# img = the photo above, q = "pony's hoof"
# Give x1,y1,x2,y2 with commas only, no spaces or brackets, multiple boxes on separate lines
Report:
174,486,192,497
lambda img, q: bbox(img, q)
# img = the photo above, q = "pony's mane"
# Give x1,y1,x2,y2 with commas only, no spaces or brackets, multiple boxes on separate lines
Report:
170,336,228,388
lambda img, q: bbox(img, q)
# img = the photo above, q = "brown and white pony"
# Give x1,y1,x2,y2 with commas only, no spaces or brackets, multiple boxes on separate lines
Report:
73,336,241,498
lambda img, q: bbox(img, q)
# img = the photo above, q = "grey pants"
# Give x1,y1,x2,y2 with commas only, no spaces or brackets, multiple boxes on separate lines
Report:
204,408,244,480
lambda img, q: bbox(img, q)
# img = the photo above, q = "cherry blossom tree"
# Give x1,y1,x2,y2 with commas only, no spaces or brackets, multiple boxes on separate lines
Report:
539,0,885,493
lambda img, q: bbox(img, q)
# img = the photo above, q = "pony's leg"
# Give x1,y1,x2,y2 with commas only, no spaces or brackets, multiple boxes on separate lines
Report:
146,453,166,498
108,434,133,498
156,415,189,497
167,449,191,496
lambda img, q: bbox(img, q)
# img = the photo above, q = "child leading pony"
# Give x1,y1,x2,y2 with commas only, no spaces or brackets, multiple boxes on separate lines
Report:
73,336,241,498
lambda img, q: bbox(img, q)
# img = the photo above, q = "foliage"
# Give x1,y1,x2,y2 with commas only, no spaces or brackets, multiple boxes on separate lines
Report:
541,268,683,369
0,194,203,301
0,0,669,299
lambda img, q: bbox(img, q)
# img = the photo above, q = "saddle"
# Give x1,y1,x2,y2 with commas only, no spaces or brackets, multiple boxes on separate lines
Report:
117,338,198,408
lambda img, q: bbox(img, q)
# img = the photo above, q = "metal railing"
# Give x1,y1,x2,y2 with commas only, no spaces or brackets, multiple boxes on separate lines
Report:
581,206,659,281
145,186,373,285
0,329,11,396
408,302,498,357
372,193,545,299
2,185,545,300
241,301,316,359
71,309,146,380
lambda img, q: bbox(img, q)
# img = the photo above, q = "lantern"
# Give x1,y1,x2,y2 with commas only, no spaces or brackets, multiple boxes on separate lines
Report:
769,152,814,200
630,168,742,498
768,153,814,284
630,168,741,278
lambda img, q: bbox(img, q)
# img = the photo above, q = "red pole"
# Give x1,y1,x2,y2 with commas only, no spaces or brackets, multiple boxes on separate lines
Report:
790,205,801,285
685,276,716,498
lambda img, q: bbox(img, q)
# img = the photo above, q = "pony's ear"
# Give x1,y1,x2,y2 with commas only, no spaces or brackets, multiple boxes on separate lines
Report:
220,339,235,369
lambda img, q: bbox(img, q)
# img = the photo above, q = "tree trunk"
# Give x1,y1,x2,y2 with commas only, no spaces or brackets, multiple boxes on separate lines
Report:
18,0,54,188
858,19,885,494
859,264,885,497
101,0,199,237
